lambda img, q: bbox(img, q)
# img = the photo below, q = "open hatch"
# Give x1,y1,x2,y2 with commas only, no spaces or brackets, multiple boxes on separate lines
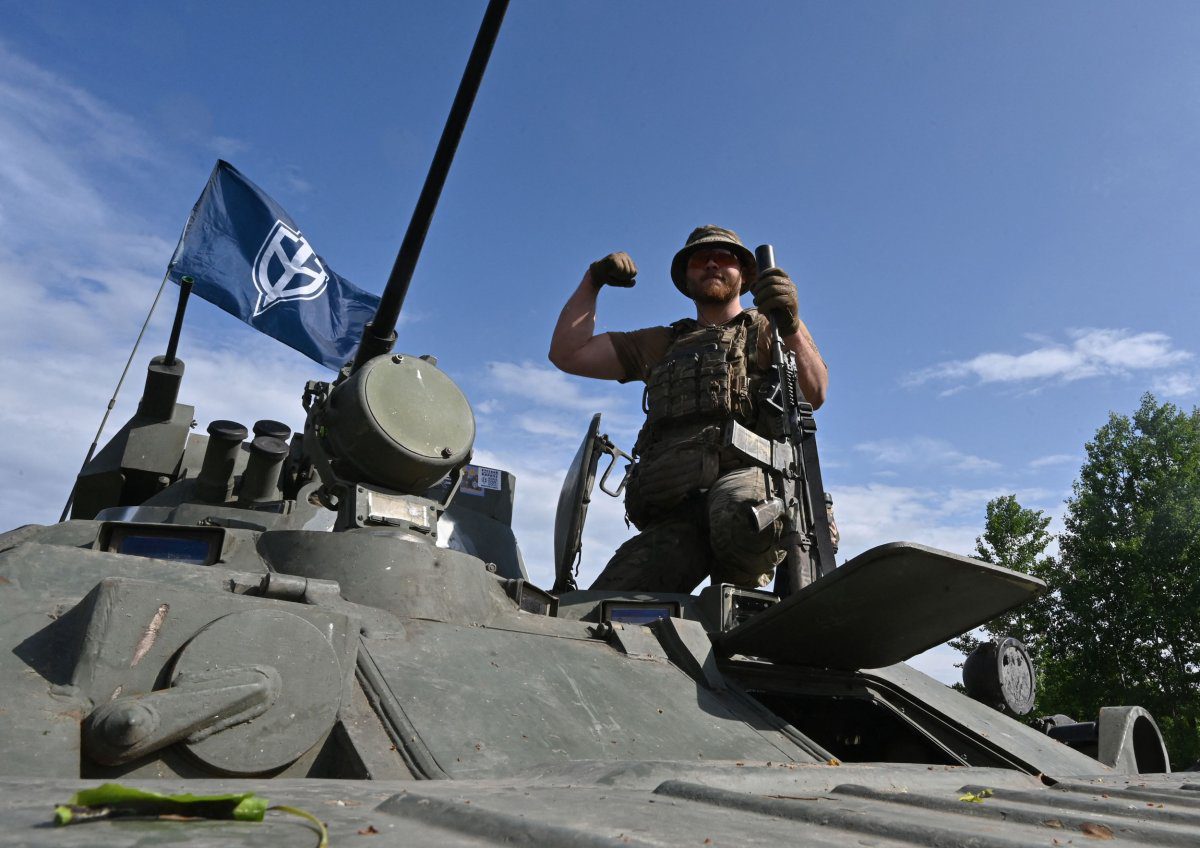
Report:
552,413,631,592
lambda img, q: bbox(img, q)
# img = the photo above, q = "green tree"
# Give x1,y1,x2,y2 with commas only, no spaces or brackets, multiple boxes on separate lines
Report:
950,495,1055,663
1045,393,1200,767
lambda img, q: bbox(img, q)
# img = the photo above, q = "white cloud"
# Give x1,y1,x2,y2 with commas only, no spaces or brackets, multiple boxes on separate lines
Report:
514,414,583,441
209,135,250,157
853,436,1000,473
1029,453,1076,469
282,168,313,195
829,482,1057,563
474,361,643,453
0,45,157,250
485,360,623,415
1072,328,1190,370
173,342,314,432
1152,371,1199,397
831,483,980,559
908,328,1192,389
0,43,182,376
936,485,1056,518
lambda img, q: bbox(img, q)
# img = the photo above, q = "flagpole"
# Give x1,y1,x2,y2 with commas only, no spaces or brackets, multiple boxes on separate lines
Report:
353,0,509,370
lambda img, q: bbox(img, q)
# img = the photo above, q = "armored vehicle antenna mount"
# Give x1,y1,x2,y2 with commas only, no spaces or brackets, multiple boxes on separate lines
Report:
66,276,197,520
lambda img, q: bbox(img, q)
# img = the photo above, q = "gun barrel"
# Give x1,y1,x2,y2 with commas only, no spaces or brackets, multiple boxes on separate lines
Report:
354,0,510,369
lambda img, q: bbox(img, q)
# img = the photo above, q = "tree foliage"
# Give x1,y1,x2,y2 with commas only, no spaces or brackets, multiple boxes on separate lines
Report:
966,395,1200,767
950,495,1055,667
1045,393,1200,766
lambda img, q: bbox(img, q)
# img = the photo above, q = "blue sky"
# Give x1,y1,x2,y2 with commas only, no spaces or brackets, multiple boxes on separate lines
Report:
2,2,1198,681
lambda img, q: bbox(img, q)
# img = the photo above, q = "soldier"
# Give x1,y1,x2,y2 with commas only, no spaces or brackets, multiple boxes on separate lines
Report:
548,226,828,592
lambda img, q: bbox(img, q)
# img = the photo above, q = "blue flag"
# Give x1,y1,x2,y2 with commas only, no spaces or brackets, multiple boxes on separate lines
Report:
169,160,380,370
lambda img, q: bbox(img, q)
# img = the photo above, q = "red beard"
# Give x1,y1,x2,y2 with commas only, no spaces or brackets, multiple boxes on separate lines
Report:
688,273,739,304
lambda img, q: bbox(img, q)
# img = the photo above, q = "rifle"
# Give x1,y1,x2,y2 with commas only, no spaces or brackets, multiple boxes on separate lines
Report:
724,244,836,596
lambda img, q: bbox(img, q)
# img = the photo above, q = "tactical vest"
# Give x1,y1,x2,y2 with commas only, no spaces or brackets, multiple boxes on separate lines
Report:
624,312,769,528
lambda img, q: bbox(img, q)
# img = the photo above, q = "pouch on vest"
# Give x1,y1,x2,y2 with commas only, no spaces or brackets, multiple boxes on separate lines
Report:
624,428,721,529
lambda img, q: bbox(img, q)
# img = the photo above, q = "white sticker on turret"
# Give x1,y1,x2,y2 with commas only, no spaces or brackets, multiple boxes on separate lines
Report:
459,464,501,496
477,466,502,491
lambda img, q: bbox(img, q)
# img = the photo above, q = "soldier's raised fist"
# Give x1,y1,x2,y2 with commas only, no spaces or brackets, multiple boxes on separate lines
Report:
588,252,638,289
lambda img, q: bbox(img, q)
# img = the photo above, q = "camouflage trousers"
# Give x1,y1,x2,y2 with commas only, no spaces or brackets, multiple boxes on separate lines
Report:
590,467,785,593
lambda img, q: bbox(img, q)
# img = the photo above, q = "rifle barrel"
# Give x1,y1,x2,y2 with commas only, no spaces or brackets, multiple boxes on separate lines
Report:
755,244,775,274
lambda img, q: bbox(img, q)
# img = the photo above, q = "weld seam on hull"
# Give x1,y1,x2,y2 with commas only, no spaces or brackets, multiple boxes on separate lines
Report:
377,790,657,847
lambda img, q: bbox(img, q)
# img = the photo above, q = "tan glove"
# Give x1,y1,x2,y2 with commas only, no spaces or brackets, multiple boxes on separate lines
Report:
751,267,800,335
588,252,637,289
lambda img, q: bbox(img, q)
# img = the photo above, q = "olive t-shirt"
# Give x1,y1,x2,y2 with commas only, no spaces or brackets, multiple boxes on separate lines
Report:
607,309,773,384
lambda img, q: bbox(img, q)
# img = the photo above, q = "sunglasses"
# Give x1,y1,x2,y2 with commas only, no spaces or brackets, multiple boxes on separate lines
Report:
687,248,740,269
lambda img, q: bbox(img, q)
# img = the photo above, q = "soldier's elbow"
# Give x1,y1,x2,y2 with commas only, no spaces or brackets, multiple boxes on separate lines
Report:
548,345,569,372
548,345,578,375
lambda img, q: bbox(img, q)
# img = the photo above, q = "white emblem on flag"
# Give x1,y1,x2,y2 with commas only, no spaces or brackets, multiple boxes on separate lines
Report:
251,220,330,316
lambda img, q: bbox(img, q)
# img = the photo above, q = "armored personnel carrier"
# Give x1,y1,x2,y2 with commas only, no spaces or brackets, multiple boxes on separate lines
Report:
0,2,1193,845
